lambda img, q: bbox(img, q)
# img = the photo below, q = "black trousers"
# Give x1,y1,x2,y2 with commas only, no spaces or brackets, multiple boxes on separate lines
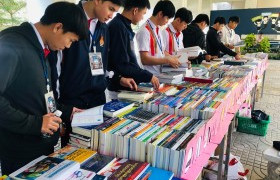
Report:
1,158,31,175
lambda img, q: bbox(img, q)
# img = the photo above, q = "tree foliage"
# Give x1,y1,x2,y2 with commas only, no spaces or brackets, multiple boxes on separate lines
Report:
0,0,26,28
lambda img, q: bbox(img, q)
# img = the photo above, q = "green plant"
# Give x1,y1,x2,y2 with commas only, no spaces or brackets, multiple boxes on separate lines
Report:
244,33,256,48
257,37,270,53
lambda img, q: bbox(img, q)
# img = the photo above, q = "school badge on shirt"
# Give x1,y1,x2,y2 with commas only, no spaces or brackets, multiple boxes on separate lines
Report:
99,35,104,47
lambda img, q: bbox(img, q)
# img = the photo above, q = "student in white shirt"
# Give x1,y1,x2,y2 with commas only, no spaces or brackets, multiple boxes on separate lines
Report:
162,8,193,55
220,16,240,49
136,0,179,75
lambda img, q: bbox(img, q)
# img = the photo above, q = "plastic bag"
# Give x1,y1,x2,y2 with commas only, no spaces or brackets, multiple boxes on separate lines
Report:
251,110,269,123
204,154,249,180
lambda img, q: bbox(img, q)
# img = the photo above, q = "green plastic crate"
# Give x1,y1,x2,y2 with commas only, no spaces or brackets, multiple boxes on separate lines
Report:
237,114,271,136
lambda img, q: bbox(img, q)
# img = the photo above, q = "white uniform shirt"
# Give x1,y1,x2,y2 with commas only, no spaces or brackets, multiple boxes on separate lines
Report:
221,25,236,46
162,24,184,55
136,19,164,75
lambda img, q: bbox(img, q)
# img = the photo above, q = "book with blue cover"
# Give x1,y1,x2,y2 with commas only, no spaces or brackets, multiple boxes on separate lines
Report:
103,100,134,117
81,154,116,173
138,166,174,180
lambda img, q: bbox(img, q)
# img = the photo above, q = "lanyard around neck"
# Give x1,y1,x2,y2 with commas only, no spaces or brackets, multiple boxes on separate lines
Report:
226,26,232,38
147,19,163,54
168,27,180,49
89,27,100,52
40,51,50,92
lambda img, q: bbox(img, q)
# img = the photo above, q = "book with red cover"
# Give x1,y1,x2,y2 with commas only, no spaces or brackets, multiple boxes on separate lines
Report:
184,77,213,83
108,159,149,180
98,158,149,180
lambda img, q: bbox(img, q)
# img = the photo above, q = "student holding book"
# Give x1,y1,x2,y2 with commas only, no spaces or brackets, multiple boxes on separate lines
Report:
206,17,240,60
136,0,179,75
107,0,160,97
220,16,240,49
162,8,193,56
0,2,88,175
48,0,137,147
182,14,213,64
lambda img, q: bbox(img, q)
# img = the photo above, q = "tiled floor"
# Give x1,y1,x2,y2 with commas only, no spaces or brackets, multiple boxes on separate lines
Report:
231,60,280,180
1,60,280,179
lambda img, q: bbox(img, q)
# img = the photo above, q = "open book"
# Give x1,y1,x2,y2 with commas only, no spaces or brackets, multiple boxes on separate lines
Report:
72,105,104,127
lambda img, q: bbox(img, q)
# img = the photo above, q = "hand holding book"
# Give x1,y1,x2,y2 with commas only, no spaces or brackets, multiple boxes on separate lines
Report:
166,55,181,68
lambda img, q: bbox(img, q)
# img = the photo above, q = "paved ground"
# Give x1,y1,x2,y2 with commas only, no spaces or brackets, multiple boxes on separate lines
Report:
231,60,280,180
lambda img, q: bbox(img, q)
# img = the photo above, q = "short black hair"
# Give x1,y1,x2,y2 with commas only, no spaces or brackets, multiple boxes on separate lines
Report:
103,0,125,6
175,8,193,24
40,2,88,40
228,16,240,23
192,14,209,25
152,0,175,19
214,17,226,25
123,0,150,10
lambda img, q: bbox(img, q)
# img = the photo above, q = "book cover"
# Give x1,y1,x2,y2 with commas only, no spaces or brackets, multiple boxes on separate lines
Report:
9,155,80,180
118,91,154,101
98,158,127,177
65,149,97,164
72,125,98,137
92,175,107,180
72,105,104,127
138,167,174,180
49,145,78,159
103,100,134,117
65,169,96,180
107,159,149,180
81,154,116,173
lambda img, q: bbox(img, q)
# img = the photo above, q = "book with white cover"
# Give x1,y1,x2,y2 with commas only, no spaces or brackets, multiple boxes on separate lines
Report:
157,72,183,80
9,155,80,180
118,91,154,101
178,46,204,57
176,52,189,64
65,169,96,180
72,105,103,127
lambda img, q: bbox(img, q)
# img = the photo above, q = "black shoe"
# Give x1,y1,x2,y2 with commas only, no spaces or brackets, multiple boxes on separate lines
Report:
273,141,280,151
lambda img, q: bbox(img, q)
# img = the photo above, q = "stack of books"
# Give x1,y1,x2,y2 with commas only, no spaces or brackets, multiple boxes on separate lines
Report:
157,72,184,84
138,82,164,92
118,90,154,101
177,46,204,57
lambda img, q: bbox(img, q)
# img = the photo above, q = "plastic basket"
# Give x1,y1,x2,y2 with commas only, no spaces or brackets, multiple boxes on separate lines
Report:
237,114,271,136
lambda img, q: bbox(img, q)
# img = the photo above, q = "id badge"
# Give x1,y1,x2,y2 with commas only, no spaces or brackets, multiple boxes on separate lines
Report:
89,52,104,76
44,91,57,113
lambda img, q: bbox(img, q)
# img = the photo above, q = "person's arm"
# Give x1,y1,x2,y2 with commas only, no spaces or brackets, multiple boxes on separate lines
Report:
196,31,207,50
0,42,60,136
110,73,137,90
208,30,237,57
109,23,152,83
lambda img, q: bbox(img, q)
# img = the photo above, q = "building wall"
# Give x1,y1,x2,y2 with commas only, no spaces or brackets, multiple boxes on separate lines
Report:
257,0,280,8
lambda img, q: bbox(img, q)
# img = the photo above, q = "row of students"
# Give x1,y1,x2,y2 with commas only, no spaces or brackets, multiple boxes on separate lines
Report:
0,0,241,176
